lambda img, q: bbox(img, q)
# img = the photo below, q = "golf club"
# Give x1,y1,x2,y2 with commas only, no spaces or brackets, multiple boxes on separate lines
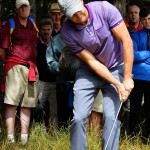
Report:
104,101,123,150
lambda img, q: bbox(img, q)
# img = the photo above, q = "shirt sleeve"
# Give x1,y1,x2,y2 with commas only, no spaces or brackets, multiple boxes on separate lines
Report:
46,35,66,74
60,29,84,54
102,1,123,29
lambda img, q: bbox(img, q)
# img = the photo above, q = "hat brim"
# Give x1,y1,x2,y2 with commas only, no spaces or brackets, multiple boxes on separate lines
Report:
51,9,61,13
16,2,29,9
66,2,84,19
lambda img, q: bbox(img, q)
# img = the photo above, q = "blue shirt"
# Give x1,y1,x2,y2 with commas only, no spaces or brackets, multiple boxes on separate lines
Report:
60,1,124,69
131,28,150,81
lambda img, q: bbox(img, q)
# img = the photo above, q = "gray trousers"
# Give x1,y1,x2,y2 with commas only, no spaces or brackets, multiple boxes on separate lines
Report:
38,81,57,125
71,64,123,150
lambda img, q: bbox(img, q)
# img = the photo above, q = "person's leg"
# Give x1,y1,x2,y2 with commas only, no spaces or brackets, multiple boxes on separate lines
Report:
129,80,143,135
4,65,24,143
65,81,74,125
5,104,17,143
143,81,150,140
20,107,31,145
33,81,45,123
0,61,4,130
20,107,31,133
102,84,122,150
102,64,123,150
38,81,48,109
36,81,51,126
20,66,39,144
70,69,99,150
4,65,38,145
56,82,69,128
47,82,57,127
34,81,49,127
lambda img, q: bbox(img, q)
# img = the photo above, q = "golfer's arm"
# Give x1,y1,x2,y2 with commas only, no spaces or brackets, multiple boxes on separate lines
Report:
111,22,133,79
76,50,121,87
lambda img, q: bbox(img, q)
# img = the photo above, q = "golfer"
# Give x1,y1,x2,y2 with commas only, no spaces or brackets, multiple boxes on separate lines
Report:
58,0,134,149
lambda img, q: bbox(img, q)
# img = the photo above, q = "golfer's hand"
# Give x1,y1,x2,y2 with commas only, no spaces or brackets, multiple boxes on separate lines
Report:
116,82,129,102
123,78,134,97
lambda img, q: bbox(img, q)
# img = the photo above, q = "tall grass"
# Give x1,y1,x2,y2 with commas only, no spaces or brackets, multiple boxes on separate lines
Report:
0,121,149,150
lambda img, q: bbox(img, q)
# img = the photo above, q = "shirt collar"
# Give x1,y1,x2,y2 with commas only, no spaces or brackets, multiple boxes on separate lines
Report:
85,4,93,21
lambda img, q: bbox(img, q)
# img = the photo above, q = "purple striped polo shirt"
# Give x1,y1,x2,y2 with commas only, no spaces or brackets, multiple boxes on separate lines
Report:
60,1,124,69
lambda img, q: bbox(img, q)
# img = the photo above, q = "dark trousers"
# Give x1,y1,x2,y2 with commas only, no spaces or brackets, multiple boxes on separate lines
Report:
0,60,4,122
56,82,73,128
129,79,150,136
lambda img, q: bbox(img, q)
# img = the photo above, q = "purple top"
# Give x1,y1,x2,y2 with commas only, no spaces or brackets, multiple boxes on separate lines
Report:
60,1,124,69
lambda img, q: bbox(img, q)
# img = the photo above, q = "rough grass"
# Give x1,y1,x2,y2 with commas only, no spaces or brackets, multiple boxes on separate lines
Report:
0,121,149,150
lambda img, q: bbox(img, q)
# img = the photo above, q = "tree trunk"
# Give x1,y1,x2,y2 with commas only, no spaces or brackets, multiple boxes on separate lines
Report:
30,0,36,19
113,0,126,19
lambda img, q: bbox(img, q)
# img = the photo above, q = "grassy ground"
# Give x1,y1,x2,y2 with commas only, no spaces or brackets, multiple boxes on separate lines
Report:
0,121,149,150
0,89,149,150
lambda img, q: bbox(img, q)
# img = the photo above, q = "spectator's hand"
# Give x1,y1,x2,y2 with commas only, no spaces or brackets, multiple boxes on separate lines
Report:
123,77,134,98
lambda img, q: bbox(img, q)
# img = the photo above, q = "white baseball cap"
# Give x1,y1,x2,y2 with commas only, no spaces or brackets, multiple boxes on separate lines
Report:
58,0,84,18
16,0,30,9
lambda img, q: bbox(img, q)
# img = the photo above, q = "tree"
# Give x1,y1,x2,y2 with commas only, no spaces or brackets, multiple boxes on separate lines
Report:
0,0,149,22
113,0,126,18
0,0,54,21
0,0,15,21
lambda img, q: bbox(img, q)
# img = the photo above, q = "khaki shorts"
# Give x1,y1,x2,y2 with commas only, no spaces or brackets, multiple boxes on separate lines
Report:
92,90,103,113
4,65,39,107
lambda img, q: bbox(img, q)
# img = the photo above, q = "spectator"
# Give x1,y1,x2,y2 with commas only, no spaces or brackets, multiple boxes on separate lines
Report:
120,3,143,133
46,15,73,128
58,0,134,150
0,0,39,145
49,3,63,37
129,6,150,143
125,3,143,33
47,15,103,129
0,59,4,124
35,18,57,128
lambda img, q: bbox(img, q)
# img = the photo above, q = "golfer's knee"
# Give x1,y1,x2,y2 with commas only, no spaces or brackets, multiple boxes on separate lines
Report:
73,113,88,124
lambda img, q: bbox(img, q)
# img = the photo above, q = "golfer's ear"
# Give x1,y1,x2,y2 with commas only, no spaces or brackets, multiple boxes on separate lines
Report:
81,0,84,4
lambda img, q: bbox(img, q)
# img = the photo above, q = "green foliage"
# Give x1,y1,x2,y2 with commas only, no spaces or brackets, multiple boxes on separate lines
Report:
35,0,57,21
0,0,149,21
126,0,145,7
0,0,56,21
35,0,51,21
0,0,16,21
